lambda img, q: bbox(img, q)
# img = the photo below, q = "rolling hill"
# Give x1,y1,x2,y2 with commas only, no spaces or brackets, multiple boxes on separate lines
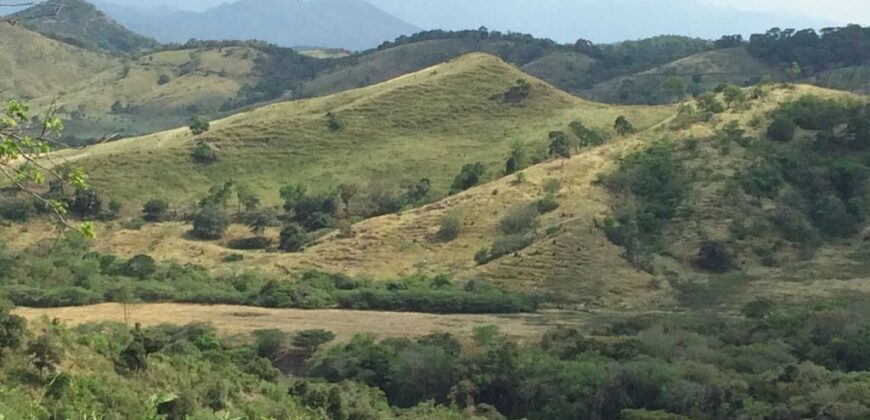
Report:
10,0,158,54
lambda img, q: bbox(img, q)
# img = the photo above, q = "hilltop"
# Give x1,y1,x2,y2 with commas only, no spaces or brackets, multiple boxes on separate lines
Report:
10,0,158,54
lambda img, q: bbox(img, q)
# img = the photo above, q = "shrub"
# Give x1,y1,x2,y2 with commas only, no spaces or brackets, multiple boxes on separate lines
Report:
157,74,171,85
767,117,796,142
279,224,307,252
191,206,229,240
696,92,725,114
253,329,288,360
498,204,540,235
696,241,734,273
227,237,270,250
614,116,636,136
292,329,336,353
123,254,157,279
740,162,784,199
811,193,859,237
0,198,35,222
542,178,562,194
191,142,217,164
534,195,560,214
774,208,820,245
189,116,210,135
122,218,146,230
142,199,170,222
450,162,486,194
437,213,462,241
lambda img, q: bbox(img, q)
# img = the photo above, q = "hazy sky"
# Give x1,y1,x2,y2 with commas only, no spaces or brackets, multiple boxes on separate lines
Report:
102,0,869,24
702,0,868,24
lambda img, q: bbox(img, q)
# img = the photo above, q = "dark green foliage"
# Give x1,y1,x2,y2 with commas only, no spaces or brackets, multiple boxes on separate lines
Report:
292,329,336,353
123,255,157,280
748,25,870,74
437,213,462,241
774,95,849,131
812,193,860,237
570,120,608,148
548,131,571,159
500,79,532,103
498,204,540,235
69,188,103,219
696,241,734,273
534,194,559,214
695,92,725,114
767,117,796,142
279,224,307,252
226,237,270,250
191,142,217,164
191,205,229,240
142,199,170,222
615,116,636,136
475,234,536,265
188,116,210,135
0,198,36,222
0,306,25,356
325,112,343,132
157,74,171,85
27,333,63,373
450,162,486,194
253,329,288,360
740,161,784,198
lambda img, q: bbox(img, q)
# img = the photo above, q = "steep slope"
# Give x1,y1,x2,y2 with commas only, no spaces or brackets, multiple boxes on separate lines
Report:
96,0,419,51
0,22,118,99
48,53,670,208
10,0,158,54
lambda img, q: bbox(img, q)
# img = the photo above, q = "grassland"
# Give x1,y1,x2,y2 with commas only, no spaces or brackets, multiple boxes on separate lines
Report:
48,52,673,210
13,303,587,342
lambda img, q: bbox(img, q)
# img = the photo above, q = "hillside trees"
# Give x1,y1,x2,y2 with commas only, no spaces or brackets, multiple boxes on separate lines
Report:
615,116,636,136
189,116,210,135
0,99,92,235
450,163,486,194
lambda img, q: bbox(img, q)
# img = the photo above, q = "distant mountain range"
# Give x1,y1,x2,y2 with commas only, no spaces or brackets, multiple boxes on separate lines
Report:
93,0,419,50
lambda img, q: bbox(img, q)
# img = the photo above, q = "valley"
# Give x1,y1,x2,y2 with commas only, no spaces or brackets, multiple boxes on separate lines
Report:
1,1,870,418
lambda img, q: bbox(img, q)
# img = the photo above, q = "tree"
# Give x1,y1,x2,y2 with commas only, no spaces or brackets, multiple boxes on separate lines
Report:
1,100,91,234
696,92,725,114
722,84,747,108
663,77,686,100
292,329,336,354
502,79,532,103
548,131,571,159
253,329,288,360
119,336,148,372
189,116,210,135
785,62,803,81
0,306,25,357
325,112,343,132
570,120,607,148
280,184,308,212
767,117,797,142
279,224,307,252
450,162,486,194
697,241,734,273
235,184,260,215
337,184,358,214
157,74,171,85
191,206,229,240
245,209,276,237
124,254,157,280
142,199,170,222
27,333,63,373
614,116,636,136
191,142,217,163
505,140,528,175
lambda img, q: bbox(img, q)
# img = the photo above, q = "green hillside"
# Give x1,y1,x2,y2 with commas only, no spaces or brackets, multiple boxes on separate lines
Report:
10,0,158,54
48,53,672,210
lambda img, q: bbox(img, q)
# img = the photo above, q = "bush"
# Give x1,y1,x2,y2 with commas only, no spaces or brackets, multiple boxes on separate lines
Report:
123,254,157,279
740,162,784,199
696,92,725,114
191,142,217,164
227,237,270,250
157,74,171,85
767,117,796,142
437,213,462,241
811,193,859,237
279,224,307,252
191,206,229,240
0,198,35,222
142,199,170,222
498,204,539,235
292,329,336,353
696,241,734,273
189,116,210,135
450,162,486,194
534,195,560,214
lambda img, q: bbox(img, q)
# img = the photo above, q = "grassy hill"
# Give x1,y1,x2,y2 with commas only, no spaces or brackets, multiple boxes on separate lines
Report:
0,22,117,100
48,53,671,209
584,47,772,104
10,0,158,54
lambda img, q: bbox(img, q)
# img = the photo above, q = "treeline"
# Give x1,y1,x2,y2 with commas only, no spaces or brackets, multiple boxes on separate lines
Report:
0,307,473,418
302,296,870,419
746,25,870,73
0,236,536,313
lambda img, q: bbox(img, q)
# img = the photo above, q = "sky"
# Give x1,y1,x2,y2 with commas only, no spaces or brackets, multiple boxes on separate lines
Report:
97,0,870,24
702,0,868,25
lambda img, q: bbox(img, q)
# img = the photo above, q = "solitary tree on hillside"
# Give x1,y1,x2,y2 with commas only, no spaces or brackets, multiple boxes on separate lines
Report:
722,84,747,108
189,116,210,135
614,116,636,136
548,131,571,160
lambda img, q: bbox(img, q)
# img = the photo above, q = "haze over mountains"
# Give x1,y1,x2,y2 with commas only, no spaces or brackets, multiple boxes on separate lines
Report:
59,0,842,50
